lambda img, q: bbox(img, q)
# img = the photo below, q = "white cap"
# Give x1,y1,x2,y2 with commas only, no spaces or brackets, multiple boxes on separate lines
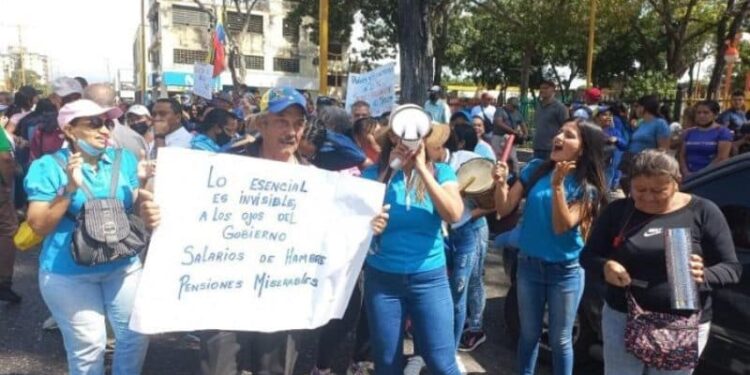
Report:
53,77,84,97
429,85,441,92
126,104,151,118
58,99,121,128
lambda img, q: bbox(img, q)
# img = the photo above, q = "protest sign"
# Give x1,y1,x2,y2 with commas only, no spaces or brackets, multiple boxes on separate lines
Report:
129,148,385,334
193,63,214,100
345,63,396,117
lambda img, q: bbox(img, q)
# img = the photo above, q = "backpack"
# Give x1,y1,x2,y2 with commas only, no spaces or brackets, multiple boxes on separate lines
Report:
52,150,149,266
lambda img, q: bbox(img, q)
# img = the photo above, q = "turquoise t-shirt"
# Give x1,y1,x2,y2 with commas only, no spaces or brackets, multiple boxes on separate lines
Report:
362,163,457,274
627,118,670,153
191,134,221,152
24,148,140,275
518,159,590,262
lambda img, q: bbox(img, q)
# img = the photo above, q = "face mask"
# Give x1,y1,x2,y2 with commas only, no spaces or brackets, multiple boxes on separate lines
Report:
429,93,438,102
215,132,233,146
76,139,106,157
131,121,150,136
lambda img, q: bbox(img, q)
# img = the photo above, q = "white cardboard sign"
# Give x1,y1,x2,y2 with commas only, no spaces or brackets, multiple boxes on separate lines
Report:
129,148,384,334
345,63,396,117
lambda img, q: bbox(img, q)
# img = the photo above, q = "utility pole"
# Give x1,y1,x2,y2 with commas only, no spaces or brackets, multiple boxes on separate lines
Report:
585,0,597,88
17,25,26,87
319,0,329,95
140,0,148,103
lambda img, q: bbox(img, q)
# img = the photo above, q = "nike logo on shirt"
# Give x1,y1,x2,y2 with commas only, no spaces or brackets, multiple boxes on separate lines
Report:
643,228,663,238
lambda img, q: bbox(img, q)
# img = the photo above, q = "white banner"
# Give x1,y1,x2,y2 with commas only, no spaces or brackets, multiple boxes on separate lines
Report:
129,148,385,334
345,63,396,117
193,63,214,100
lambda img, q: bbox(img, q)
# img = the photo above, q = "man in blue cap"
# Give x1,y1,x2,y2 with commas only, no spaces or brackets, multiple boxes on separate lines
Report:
140,86,309,375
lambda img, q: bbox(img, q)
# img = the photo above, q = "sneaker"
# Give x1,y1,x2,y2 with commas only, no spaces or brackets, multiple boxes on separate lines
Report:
458,330,486,352
310,367,331,375
403,355,425,375
0,285,21,303
347,362,370,375
42,316,59,331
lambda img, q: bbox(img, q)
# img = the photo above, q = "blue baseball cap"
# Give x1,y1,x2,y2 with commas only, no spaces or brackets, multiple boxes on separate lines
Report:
260,86,307,114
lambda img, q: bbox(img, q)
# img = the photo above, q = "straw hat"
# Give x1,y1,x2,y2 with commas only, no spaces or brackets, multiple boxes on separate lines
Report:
424,123,451,148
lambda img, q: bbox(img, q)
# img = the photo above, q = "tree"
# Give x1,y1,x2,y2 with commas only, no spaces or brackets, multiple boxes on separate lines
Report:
706,0,750,99
397,0,433,104
9,69,43,93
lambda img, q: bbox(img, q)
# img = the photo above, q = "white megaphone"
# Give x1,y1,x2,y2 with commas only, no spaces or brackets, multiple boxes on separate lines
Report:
388,104,433,170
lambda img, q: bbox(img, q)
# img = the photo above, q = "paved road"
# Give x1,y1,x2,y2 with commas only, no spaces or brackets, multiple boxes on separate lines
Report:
1,247,603,375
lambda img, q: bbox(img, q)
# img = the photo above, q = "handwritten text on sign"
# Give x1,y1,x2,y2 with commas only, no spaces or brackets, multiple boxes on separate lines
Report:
129,148,385,333
345,63,396,117
193,63,214,100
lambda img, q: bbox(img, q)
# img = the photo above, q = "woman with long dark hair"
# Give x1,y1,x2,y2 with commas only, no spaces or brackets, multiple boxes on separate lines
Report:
362,117,464,374
493,119,607,375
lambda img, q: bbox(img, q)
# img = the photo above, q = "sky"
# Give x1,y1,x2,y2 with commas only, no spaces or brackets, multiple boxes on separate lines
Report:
1,0,141,83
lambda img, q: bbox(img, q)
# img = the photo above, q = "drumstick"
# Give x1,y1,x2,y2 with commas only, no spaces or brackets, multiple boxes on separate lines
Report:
500,134,515,163
459,176,476,193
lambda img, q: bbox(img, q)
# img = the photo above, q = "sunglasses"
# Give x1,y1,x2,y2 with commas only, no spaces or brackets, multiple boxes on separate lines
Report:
72,116,110,129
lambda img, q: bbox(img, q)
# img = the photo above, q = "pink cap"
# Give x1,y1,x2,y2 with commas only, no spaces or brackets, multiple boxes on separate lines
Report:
58,99,122,128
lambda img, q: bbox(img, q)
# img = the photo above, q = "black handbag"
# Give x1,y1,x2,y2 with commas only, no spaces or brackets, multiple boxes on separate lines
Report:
53,150,149,266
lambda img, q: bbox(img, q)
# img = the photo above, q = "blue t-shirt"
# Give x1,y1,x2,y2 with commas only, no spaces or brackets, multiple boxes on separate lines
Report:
684,126,733,173
627,118,670,153
474,140,496,161
518,159,590,262
191,134,221,152
24,148,140,275
362,163,457,274
718,109,747,132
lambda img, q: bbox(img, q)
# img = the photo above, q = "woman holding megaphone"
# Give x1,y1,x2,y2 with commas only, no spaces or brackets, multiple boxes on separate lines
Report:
362,105,464,375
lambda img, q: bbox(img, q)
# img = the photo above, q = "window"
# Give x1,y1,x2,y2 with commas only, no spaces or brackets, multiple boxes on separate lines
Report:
282,18,299,43
173,49,208,65
226,12,263,34
273,58,299,73
244,55,264,70
172,5,210,27
329,43,343,61
721,205,750,251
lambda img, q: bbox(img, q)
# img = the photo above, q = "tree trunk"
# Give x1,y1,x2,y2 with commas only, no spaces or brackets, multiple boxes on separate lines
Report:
398,0,433,105
519,44,533,99
707,0,749,100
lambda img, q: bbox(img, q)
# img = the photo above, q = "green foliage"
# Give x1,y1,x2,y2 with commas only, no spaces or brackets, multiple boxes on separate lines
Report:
9,69,44,94
621,70,678,101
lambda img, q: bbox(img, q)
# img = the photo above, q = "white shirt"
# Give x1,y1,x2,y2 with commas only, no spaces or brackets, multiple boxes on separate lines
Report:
166,126,194,148
470,105,496,123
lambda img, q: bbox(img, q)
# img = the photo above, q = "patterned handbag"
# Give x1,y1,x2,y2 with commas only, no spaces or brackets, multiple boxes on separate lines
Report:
624,289,700,370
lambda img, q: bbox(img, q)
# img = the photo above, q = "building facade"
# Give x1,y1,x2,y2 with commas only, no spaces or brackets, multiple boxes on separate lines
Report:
136,0,341,99
0,47,50,92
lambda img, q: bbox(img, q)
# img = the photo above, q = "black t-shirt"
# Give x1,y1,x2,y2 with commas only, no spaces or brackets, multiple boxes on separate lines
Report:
581,196,741,322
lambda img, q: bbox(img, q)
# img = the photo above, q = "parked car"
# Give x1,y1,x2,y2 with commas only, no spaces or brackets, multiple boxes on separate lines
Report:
502,153,750,374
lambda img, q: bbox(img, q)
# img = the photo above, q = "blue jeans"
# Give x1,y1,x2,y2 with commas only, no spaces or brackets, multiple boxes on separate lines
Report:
516,253,584,375
602,303,711,375
446,223,478,347
466,222,489,332
39,261,149,375
365,266,460,375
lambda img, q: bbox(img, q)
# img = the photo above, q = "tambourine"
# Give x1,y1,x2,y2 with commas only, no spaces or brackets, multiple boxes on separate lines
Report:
388,104,432,170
